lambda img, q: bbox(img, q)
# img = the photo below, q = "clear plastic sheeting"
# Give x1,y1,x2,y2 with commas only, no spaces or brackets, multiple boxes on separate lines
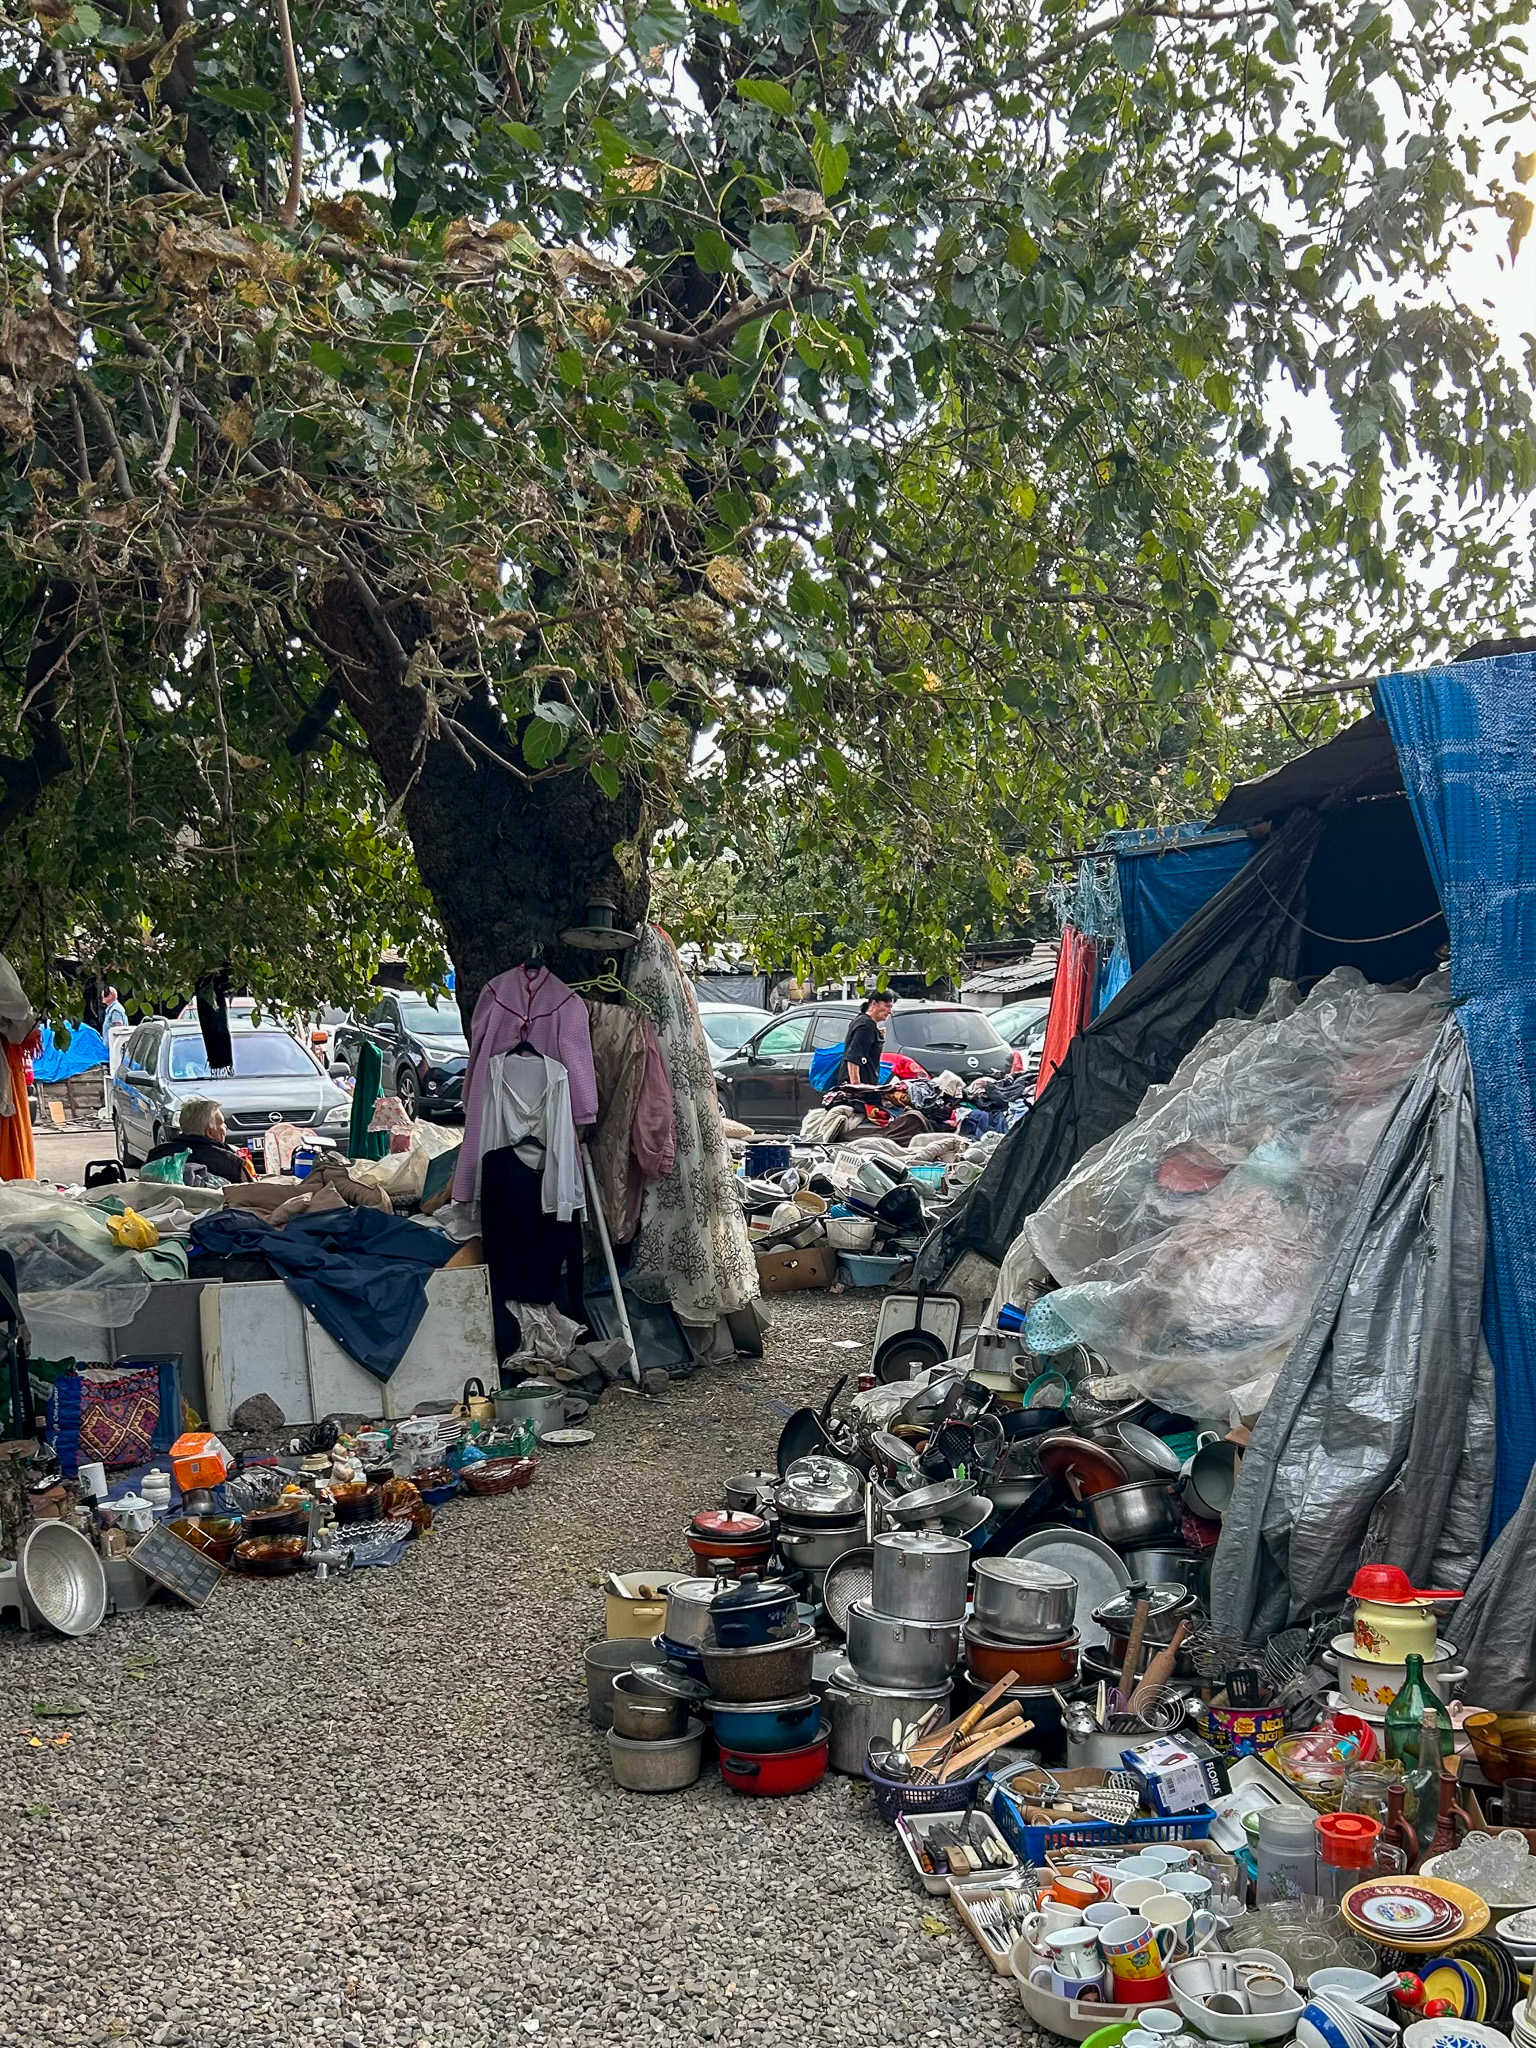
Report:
0,1181,157,1359
1210,1019,1492,1642
1020,969,1450,1416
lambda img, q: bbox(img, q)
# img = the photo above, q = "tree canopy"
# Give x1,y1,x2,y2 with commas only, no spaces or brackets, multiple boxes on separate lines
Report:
1,0,1532,1000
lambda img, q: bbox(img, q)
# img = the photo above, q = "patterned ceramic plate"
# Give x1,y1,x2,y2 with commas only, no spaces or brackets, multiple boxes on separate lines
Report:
1347,1883,1463,1936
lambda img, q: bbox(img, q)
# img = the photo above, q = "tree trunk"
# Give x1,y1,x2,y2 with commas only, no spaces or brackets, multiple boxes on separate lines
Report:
316,582,650,1025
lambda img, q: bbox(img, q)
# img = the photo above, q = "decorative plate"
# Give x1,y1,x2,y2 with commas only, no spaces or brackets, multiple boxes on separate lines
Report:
1347,1884,1462,1935
1345,1878,1488,1954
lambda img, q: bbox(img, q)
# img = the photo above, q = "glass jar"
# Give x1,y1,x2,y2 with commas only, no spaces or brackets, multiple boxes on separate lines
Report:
1256,1805,1320,1904
1342,1759,1403,1827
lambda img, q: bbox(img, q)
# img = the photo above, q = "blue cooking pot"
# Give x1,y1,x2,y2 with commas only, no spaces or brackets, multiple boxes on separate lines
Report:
652,1633,708,1683
706,1692,822,1753
710,1572,797,1649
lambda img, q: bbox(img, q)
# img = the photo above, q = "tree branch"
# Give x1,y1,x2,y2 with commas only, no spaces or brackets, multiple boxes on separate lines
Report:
272,0,306,229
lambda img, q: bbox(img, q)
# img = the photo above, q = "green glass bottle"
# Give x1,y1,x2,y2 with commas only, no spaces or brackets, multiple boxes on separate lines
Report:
1384,1652,1453,1769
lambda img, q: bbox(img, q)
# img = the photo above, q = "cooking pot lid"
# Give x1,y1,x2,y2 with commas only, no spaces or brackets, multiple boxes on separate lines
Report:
1091,1582,1192,1628
690,1508,766,1539
707,1690,817,1716
828,1660,953,1699
1116,1421,1184,1477
711,1571,795,1615
778,1454,863,1515
631,1663,711,1705
667,1575,731,1606
973,1557,1076,1594
875,1528,970,1559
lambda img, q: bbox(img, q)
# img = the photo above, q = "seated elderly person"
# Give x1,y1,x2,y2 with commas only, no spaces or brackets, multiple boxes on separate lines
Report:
145,1097,254,1184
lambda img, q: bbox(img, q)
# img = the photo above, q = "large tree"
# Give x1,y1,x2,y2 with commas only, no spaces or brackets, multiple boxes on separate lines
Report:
1,0,1532,1005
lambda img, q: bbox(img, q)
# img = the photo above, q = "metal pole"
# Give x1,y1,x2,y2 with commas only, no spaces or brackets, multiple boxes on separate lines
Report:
581,1144,640,1385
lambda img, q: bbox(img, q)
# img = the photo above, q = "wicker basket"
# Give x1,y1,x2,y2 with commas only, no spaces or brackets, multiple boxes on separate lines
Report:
462,1457,536,1498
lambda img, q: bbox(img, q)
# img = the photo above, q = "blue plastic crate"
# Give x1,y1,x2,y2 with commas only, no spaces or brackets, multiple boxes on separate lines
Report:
990,1783,1215,1863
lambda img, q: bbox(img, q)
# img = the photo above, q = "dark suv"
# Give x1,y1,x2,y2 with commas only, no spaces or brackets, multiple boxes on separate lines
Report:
714,1000,1018,1132
331,991,468,1120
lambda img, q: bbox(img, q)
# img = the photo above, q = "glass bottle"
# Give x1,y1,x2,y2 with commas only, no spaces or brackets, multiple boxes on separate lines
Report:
1385,1654,1453,1768
1403,1706,1446,1858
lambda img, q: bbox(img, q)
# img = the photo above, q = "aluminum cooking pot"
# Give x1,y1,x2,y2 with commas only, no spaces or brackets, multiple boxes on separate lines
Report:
1091,1581,1194,1647
663,1575,728,1649
723,1470,780,1514
845,1600,961,1691
870,1529,970,1626
971,1557,1077,1643
610,1670,688,1741
825,1663,952,1775
776,1519,862,1574
777,1455,864,1520
1082,1478,1179,1547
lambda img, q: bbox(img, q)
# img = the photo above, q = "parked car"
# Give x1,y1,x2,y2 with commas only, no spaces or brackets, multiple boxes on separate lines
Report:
714,1000,1020,1132
304,1005,355,1071
111,1019,352,1166
987,997,1052,1070
696,1002,774,1073
330,990,468,1119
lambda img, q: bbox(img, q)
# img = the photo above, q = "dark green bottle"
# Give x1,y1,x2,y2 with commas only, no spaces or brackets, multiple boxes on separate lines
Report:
1384,1652,1453,1768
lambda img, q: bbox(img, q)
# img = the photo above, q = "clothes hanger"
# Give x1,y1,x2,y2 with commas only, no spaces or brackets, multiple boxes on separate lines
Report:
567,956,656,1017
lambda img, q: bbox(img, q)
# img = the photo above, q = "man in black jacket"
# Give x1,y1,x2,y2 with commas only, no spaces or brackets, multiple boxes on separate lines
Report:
145,1097,254,1184
843,993,894,1086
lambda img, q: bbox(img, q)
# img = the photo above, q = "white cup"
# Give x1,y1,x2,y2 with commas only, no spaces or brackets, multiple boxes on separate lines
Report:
1084,1901,1124,1929
1164,1873,1212,1905
1113,1878,1166,1910
1157,1846,1198,1870
76,1462,108,1500
1138,2012,1185,2037
1243,1972,1293,2013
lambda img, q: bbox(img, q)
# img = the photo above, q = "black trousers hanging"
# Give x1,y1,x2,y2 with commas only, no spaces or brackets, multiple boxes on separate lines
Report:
480,1146,586,1360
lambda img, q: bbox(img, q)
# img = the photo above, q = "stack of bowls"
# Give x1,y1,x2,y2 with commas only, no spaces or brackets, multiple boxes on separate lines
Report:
700,1585,826,1796
606,1662,709,1793
844,1528,968,1698
963,1557,1081,1692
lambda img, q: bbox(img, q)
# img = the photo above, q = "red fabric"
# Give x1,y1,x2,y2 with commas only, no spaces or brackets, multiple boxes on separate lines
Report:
1036,926,1098,1099
0,1040,34,1180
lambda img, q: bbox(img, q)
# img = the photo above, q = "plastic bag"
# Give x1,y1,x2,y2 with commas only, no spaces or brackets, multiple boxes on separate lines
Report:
138,1149,189,1184
1018,968,1448,1415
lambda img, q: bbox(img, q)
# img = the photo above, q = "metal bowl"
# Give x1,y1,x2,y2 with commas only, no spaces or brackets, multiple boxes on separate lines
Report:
18,1522,107,1637
888,1477,978,1527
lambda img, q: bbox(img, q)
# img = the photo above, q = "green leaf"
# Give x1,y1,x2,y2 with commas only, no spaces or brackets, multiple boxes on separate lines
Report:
811,136,849,198
201,81,279,112
1006,226,1039,271
501,120,545,151
1111,18,1156,68
592,760,622,799
308,340,353,379
737,78,796,117
694,228,734,274
749,222,799,267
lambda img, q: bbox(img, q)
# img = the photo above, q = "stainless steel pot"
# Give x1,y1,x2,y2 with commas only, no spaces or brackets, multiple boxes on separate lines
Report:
971,1556,1076,1642
1083,1478,1179,1547
776,1519,862,1574
492,1379,565,1438
724,1470,779,1514
583,1639,654,1729
662,1574,727,1649
870,1529,970,1625
845,1600,961,1690
777,1455,863,1519
610,1670,687,1740
1122,1547,1205,1597
825,1662,952,1774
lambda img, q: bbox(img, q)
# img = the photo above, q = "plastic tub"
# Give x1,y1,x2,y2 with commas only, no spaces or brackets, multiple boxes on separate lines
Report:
837,1253,908,1288
824,1214,878,1252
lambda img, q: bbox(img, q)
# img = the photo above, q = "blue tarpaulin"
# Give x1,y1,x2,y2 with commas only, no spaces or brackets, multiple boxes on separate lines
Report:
1379,653,1536,1537
1108,824,1258,975
32,1022,110,1081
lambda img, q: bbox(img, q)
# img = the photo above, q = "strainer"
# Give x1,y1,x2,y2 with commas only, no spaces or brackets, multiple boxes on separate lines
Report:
822,1544,874,1636
18,1521,107,1636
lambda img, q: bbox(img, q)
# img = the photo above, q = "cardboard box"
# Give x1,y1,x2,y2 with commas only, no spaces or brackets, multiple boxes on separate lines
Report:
754,1246,838,1293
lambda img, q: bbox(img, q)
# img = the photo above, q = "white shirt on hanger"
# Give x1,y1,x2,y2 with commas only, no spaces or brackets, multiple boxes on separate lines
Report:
478,1050,587,1220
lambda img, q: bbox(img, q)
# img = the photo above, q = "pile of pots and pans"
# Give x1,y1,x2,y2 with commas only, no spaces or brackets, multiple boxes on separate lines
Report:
698,1572,828,1795
829,1525,967,1774
1085,1581,1200,1685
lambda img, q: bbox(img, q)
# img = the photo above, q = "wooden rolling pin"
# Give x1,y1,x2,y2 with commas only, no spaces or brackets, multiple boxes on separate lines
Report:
1131,1617,1191,1708
1118,1594,1152,1699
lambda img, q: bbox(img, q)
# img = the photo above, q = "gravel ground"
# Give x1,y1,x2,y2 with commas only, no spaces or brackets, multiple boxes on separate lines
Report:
0,1291,1023,2048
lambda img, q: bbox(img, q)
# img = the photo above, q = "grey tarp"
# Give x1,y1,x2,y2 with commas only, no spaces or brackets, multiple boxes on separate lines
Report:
1453,1477,1536,1705
1210,1019,1493,1642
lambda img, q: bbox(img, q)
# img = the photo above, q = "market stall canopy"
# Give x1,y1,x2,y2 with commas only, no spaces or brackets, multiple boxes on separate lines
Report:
1211,712,1404,826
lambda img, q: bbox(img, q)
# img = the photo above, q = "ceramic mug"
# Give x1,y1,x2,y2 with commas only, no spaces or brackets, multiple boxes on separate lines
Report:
1243,1972,1293,2013
1117,1856,1168,1882
1030,1965,1107,2002
1043,1926,1104,1978
1023,1900,1086,1944
1163,1873,1212,1905
1114,1878,1167,1911
1101,1913,1179,1986
1157,1847,1197,1870
1136,2013,1184,2038
1051,1875,1103,1913
1085,1901,1125,1930
1144,1893,1217,1953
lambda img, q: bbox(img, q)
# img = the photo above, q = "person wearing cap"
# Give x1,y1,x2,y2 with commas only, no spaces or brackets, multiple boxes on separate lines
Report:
844,992,893,1086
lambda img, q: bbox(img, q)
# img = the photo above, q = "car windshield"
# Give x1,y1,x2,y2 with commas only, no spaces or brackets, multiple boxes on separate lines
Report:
399,998,462,1035
169,1032,319,1081
895,1010,1006,1053
699,1009,771,1051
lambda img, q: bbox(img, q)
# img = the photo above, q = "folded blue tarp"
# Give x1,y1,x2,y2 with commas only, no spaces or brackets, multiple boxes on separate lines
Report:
1107,824,1258,975
190,1207,456,1381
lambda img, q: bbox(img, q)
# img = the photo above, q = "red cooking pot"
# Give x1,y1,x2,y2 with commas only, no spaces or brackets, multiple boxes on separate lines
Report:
717,1725,829,1797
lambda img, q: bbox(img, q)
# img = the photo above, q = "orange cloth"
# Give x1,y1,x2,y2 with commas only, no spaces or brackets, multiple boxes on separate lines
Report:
0,1039,34,1179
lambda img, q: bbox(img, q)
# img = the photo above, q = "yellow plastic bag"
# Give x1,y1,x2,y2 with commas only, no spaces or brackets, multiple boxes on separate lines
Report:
106,1207,160,1250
